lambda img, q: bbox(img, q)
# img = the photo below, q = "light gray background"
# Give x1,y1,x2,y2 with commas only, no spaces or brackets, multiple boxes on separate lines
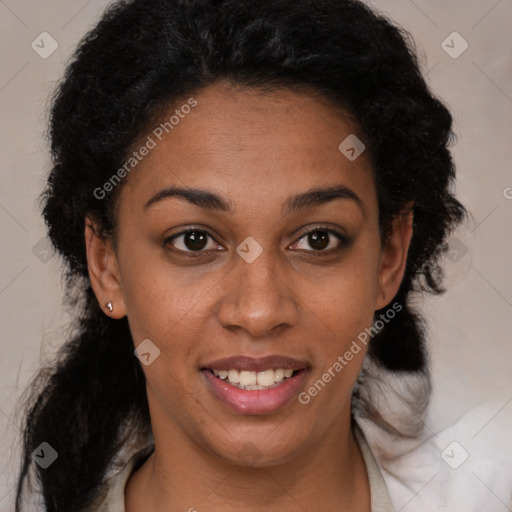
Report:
0,0,511,510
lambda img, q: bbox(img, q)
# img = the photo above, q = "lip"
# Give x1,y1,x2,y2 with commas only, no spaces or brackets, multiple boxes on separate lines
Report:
202,367,309,415
201,355,310,372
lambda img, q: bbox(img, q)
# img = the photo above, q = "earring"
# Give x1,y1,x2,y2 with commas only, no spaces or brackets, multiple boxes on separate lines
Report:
105,302,113,313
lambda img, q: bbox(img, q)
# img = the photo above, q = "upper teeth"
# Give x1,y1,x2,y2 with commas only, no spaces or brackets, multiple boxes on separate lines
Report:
212,368,294,386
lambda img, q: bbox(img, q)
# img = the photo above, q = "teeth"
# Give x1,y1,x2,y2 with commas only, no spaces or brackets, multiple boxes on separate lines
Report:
257,369,275,386
228,369,240,383
274,369,285,382
211,368,298,389
239,371,257,386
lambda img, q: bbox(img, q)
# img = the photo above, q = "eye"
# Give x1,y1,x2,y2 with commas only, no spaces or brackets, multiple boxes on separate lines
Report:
290,227,349,253
164,228,222,254
164,225,350,257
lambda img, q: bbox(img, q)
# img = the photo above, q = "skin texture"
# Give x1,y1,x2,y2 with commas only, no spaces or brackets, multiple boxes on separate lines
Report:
85,81,413,511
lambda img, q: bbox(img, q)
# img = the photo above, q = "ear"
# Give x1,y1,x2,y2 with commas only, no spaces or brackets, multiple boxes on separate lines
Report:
84,216,126,319
375,207,414,310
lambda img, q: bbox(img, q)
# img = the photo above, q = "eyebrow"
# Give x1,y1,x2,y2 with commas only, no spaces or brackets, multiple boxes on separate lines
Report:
144,184,366,217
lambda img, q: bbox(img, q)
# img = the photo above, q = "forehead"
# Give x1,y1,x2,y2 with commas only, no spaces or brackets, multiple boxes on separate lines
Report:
119,81,376,216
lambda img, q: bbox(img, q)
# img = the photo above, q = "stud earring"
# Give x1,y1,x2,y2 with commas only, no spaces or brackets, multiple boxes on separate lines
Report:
105,302,113,313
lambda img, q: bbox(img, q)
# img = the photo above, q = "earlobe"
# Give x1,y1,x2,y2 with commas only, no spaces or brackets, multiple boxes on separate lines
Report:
375,208,414,310
84,217,127,318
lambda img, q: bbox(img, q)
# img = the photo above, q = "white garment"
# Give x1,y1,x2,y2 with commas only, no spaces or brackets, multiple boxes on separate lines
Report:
357,395,512,512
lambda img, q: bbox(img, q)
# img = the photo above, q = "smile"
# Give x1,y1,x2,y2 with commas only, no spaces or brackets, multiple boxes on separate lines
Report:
201,368,308,415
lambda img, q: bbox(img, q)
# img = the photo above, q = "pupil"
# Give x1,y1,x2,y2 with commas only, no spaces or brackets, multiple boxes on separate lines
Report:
309,231,329,250
185,232,207,251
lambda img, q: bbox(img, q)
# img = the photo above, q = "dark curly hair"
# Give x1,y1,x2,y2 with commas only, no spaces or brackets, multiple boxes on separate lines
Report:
15,0,466,510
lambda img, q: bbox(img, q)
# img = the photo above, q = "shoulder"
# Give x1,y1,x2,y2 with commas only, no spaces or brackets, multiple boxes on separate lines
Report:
358,396,512,511
83,444,155,512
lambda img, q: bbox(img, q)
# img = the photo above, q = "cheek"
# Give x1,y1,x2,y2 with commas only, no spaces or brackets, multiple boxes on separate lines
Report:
297,289,375,419
301,236,381,389
118,257,211,415
308,236,381,337
116,225,216,336
120,265,212,365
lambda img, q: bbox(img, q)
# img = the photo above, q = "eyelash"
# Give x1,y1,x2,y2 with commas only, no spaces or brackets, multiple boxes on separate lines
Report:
163,225,350,257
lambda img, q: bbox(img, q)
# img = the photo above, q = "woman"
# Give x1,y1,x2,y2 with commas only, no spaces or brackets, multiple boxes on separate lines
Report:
15,0,468,510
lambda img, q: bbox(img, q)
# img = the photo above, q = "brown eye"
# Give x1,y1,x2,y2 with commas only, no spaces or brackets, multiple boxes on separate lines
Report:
307,231,330,250
164,229,220,253
291,228,349,253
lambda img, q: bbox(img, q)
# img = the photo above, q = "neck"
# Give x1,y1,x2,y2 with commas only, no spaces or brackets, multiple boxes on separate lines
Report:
125,413,370,512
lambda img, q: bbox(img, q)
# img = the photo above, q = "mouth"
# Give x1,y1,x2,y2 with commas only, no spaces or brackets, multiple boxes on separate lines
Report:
200,355,310,415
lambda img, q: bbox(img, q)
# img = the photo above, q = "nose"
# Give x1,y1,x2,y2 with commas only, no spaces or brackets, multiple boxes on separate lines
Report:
217,248,300,338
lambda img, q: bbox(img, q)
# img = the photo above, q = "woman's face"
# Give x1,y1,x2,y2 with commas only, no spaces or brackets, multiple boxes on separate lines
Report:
87,81,411,466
